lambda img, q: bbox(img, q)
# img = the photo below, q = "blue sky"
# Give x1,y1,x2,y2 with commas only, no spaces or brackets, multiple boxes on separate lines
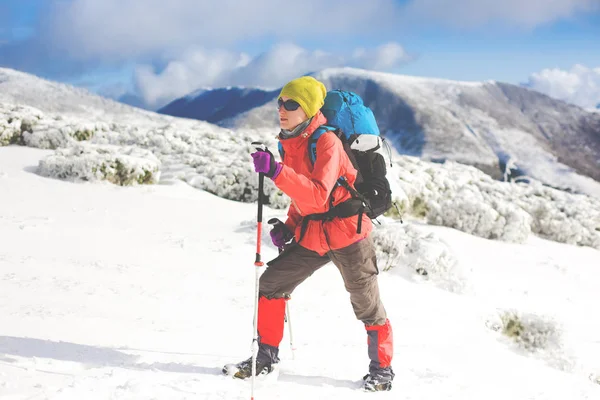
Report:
1,0,599,109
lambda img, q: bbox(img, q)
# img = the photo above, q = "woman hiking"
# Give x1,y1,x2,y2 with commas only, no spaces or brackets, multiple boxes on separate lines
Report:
226,76,394,392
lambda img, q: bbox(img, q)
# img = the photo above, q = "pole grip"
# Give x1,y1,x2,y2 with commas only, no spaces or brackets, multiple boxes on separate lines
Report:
257,173,264,223
255,172,265,266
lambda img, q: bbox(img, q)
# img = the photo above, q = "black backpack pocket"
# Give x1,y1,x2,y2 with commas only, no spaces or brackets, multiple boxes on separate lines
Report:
353,151,392,219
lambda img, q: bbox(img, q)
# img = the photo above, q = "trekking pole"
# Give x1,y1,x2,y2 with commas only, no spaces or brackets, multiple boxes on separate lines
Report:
268,217,296,359
285,297,296,359
251,142,267,400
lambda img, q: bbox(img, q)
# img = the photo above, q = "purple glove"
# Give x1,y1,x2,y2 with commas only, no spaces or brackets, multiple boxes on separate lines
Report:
251,150,282,179
270,221,294,249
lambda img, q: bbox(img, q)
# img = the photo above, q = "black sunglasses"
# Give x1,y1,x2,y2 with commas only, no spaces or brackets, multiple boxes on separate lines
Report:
277,98,301,111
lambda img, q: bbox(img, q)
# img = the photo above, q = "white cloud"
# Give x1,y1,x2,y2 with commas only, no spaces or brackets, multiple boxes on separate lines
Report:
4,0,596,78
526,64,600,109
134,42,411,109
16,0,597,65
402,0,599,29
44,0,400,62
134,48,251,109
352,43,412,71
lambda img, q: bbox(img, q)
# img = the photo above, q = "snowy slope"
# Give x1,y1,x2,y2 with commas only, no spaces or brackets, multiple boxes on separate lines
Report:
159,67,600,198
2,98,600,250
1,146,599,399
0,68,167,123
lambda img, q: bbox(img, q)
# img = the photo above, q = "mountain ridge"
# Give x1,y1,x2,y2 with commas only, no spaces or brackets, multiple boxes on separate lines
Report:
1,66,599,198
158,67,600,196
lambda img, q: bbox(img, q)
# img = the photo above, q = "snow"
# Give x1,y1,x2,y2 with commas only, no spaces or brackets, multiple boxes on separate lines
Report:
1,66,600,398
0,68,154,120
319,67,486,87
1,146,599,399
2,100,599,250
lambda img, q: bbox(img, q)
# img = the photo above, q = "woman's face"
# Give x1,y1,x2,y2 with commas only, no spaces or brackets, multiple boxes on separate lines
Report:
278,96,308,130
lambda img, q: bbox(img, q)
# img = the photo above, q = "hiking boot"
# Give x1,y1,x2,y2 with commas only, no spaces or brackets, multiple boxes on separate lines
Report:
223,356,276,379
362,366,394,392
222,343,280,380
362,373,392,391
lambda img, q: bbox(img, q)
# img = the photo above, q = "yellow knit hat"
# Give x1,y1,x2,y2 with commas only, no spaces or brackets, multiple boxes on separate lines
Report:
279,76,327,118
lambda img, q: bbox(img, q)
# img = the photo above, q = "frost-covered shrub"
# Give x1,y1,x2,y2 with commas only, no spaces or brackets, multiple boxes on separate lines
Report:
23,122,107,149
371,222,466,293
38,143,161,186
162,150,265,203
1,103,107,149
1,103,42,146
394,158,532,243
499,310,560,350
73,128,95,141
490,309,574,371
427,186,532,242
23,126,76,149
392,156,600,248
0,117,23,145
513,182,600,248
269,189,291,210
95,124,284,205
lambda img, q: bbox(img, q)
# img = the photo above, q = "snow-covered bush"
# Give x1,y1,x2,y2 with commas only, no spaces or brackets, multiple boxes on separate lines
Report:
1,102,109,149
0,103,42,145
3,102,282,202
393,158,532,243
153,137,280,204
268,188,291,210
0,116,23,145
487,309,574,372
38,143,161,186
513,183,600,248
392,156,600,248
427,187,532,242
4,100,600,248
23,121,110,149
371,222,467,293
499,310,561,351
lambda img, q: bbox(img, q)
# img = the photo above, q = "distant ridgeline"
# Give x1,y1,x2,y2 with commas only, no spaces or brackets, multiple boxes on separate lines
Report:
158,87,280,124
157,68,600,197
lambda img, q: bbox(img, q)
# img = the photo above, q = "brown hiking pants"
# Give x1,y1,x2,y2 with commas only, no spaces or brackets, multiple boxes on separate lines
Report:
260,237,387,326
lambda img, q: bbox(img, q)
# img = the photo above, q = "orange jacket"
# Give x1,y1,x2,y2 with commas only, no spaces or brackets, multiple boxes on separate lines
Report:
273,111,372,255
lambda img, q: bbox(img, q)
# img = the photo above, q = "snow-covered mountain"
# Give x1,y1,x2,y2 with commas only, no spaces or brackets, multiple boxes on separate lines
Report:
159,87,280,124
0,68,166,123
158,68,600,198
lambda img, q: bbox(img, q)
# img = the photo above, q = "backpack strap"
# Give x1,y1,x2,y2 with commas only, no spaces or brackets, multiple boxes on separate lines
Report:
308,125,348,190
308,125,335,165
294,125,370,245
279,123,332,163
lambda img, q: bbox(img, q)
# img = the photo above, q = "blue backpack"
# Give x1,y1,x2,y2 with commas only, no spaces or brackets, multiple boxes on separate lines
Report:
279,90,393,222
